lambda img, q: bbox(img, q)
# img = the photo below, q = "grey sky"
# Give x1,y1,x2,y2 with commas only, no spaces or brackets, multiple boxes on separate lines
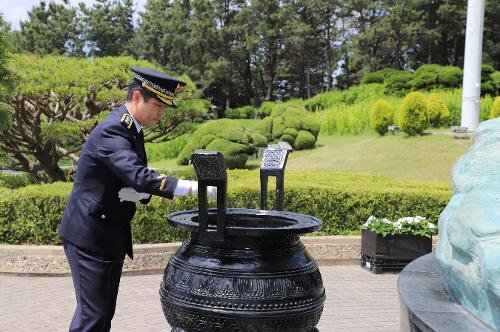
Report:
0,0,147,30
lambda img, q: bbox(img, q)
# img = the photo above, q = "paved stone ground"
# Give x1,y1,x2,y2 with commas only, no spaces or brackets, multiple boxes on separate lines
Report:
0,265,400,332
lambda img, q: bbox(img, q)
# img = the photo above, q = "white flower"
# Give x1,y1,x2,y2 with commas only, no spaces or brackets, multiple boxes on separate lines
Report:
382,218,391,224
397,216,426,224
367,216,376,222
427,222,436,229
362,221,370,228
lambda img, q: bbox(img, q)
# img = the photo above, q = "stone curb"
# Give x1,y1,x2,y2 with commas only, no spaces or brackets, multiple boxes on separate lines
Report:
0,236,438,277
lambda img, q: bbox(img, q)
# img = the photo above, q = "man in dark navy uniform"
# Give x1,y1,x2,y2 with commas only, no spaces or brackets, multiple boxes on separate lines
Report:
59,67,214,332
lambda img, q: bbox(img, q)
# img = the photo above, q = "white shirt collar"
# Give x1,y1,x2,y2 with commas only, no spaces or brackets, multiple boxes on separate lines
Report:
124,105,142,133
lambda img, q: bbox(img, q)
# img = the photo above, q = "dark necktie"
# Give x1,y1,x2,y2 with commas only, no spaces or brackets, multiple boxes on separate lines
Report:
136,130,147,165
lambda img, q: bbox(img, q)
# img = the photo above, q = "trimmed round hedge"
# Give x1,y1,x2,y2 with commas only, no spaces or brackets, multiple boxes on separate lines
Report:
398,92,429,136
385,71,412,95
437,66,463,88
177,119,262,169
489,97,500,119
370,99,393,135
426,94,450,128
226,105,257,119
255,104,320,150
0,171,451,245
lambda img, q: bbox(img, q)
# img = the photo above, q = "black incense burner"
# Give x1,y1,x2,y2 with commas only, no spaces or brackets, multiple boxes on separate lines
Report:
160,150,325,332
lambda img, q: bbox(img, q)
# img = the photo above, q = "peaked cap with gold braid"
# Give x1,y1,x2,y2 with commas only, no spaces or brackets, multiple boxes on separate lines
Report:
129,67,187,108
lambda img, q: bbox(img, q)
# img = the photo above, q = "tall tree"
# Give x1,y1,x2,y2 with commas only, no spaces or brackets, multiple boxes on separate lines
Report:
134,0,193,71
250,0,284,101
0,55,203,182
208,0,248,108
416,0,466,67
10,0,84,56
349,0,422,72
483,0,500,69
80,0,134,57
0,14,12,94
0,13,13,130
282,0,333,99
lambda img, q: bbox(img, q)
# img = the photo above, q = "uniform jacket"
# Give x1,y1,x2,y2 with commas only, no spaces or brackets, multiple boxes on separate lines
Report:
59,104,178,259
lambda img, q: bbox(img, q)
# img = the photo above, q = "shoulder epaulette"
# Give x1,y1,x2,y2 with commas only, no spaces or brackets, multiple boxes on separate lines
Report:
120,112,134,130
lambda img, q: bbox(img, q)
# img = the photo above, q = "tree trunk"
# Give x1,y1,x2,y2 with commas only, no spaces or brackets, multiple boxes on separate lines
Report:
306,68,311,99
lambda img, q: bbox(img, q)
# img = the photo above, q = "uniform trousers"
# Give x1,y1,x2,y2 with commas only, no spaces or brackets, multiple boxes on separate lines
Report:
63,240,124,332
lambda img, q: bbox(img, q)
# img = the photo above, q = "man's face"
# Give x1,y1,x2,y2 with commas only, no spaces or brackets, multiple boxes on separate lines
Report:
136,93,167,126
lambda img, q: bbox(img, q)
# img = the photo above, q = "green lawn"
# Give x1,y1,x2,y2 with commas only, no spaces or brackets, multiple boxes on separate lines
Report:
150,129,472,183
280,131,472,182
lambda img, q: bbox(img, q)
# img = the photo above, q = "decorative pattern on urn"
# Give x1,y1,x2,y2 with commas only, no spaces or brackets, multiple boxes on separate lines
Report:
162,303,323,332
163,263,323,304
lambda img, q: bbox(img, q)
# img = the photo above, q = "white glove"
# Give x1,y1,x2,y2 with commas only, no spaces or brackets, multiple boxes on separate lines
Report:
191,182,218,200
174,180,217,199
118,187,151,202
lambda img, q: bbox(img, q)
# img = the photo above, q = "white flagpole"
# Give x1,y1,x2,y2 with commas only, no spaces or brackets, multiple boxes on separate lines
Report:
461,0,486,131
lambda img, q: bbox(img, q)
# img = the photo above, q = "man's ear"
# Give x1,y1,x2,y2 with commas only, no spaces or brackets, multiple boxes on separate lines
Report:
132,90,143,103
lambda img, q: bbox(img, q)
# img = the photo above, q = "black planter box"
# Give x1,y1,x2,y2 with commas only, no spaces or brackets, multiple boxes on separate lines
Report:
361,230,432,274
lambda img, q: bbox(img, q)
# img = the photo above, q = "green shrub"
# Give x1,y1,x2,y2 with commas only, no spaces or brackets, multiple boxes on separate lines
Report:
0,172,37,189
415,64,440,75
341,89,359,105
361,71,385,84
370,99,393,135
283,127,298,138
256,101,276,118
362,68,403,86
437,66,463,88
226,105,256,119
255,104,320,150
377,68,403,79
491,71,500,95
385,71,412,95
294,130,316,149
301,117,320,138
272,116,287,138
481,64,496,96
249,132,268,147
303,93,332,111
145,135,190,161
481,82,495,95
409,64,444,90
270,102,304,117
0,171,451,244
489,97,500,119
177,119,256,169
481,64,495,76
439,89,462,125
225,108,241,119
409,72,437,90
398,92,429,136
426,94,450,128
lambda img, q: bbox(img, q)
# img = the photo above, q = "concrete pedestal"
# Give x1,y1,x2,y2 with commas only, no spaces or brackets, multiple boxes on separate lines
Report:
398,253,493,332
